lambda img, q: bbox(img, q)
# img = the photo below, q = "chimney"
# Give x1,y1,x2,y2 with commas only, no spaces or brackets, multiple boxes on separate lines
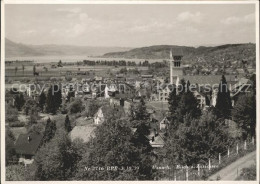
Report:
151,136,154,142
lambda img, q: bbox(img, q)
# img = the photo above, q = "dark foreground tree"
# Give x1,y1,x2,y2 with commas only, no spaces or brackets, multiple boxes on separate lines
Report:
74,117,155,180
42,118,57,143
32,130,83,180
232,93,256,140
215,75,232,119
14,93,25,111
64,115,72,133
39,92,46,112
165,110,230,166
46,85,62,114
6,128,17,165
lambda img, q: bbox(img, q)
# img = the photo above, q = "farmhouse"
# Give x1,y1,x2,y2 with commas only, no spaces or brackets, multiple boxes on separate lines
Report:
15,132,43,165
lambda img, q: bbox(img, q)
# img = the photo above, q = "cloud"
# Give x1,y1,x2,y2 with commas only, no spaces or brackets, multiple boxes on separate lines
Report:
221,13,255,25
177,11,203,23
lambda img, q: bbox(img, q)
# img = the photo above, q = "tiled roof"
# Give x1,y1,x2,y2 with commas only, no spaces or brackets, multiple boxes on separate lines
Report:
149,133,165,148
15,132,43,156
183,75,239,86
70,125,96,143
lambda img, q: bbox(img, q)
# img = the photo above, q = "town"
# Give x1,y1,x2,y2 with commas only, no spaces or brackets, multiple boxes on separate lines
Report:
5,48,256,181
4,3,257,182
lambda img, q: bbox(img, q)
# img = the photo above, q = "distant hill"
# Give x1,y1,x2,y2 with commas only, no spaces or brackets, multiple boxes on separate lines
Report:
103,44,256,65
5,38,132,58
5,39,43,57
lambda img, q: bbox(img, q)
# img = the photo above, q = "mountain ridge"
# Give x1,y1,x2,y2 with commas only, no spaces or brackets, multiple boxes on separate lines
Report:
102,43,256,64
5,38,132,58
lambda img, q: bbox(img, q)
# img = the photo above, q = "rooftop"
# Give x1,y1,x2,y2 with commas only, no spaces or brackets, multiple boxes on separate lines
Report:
70,125,96,143
15,132,43,156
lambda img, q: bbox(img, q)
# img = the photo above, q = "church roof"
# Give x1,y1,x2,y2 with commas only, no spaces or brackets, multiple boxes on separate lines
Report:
171,48,183,57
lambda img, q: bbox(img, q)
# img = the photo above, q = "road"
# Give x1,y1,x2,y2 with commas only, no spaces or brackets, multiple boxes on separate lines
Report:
208,151,256,181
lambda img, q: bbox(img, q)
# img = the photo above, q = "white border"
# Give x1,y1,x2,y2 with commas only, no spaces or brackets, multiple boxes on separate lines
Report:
1,1,259,184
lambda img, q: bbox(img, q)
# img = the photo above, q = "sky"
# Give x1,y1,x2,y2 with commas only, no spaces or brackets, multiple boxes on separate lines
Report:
5,4,256,47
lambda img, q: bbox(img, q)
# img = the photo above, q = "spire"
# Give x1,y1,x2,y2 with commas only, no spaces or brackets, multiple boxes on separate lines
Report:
170,49,173,60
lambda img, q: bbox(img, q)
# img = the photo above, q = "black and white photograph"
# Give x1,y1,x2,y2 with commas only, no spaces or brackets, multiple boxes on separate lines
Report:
1,1,259,182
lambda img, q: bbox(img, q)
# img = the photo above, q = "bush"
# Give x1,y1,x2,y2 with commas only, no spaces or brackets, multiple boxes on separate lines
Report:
9,121,25,127
68,99,84,114
65,75,72,82
6,103,18,122
236,164,256,180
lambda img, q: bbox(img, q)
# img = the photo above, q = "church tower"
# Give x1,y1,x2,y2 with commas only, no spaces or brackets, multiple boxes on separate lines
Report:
170,49,183,85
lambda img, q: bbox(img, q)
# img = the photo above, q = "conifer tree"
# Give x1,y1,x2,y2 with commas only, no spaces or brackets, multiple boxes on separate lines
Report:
215,75,232,119
14,93,25,111
64,115,72,133
42,118,56,143
39,92,46,112
46,85,56,114
66,86,75,103
175,87,201,123
168,87,180,118
46,85,61,114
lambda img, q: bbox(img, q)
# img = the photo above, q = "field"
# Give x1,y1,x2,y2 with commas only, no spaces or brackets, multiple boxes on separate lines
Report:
5,61,149,82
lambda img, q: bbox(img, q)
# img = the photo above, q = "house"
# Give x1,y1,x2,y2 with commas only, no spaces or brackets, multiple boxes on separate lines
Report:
158,84,172,102
148,131,165,148
93,106,112,125
159,117,169,131
192,90,210,109
94,105,126,125
230,78,252,106
15,132,43,165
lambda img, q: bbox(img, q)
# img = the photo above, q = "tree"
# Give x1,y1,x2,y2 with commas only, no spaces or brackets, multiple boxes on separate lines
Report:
46,85,62,114
232,93,256,140
54,84,62,110
66,86,75,103
6,128,17,165
165,110,230,167
39,92,46,112
42,118,57,143
64,115,72,133
58,60,63,67
22,65,25,75
29,107,39,126
130,97,149,122
74,116,154,180
87,100,100,117
33,65,36,74
168,86,180,119
69,99,83,114
175,88,201,123
33,130,82,180
28,123,45,135
23,98,37,115
15,67,18,75
46,85,56,114
215,75,232,119
6,102,18,122
14,93,25,111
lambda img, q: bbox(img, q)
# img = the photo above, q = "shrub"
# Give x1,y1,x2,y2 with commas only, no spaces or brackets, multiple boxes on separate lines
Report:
6,103,18,122
68,99,84,114
236,164,256,180
9,121,25,127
